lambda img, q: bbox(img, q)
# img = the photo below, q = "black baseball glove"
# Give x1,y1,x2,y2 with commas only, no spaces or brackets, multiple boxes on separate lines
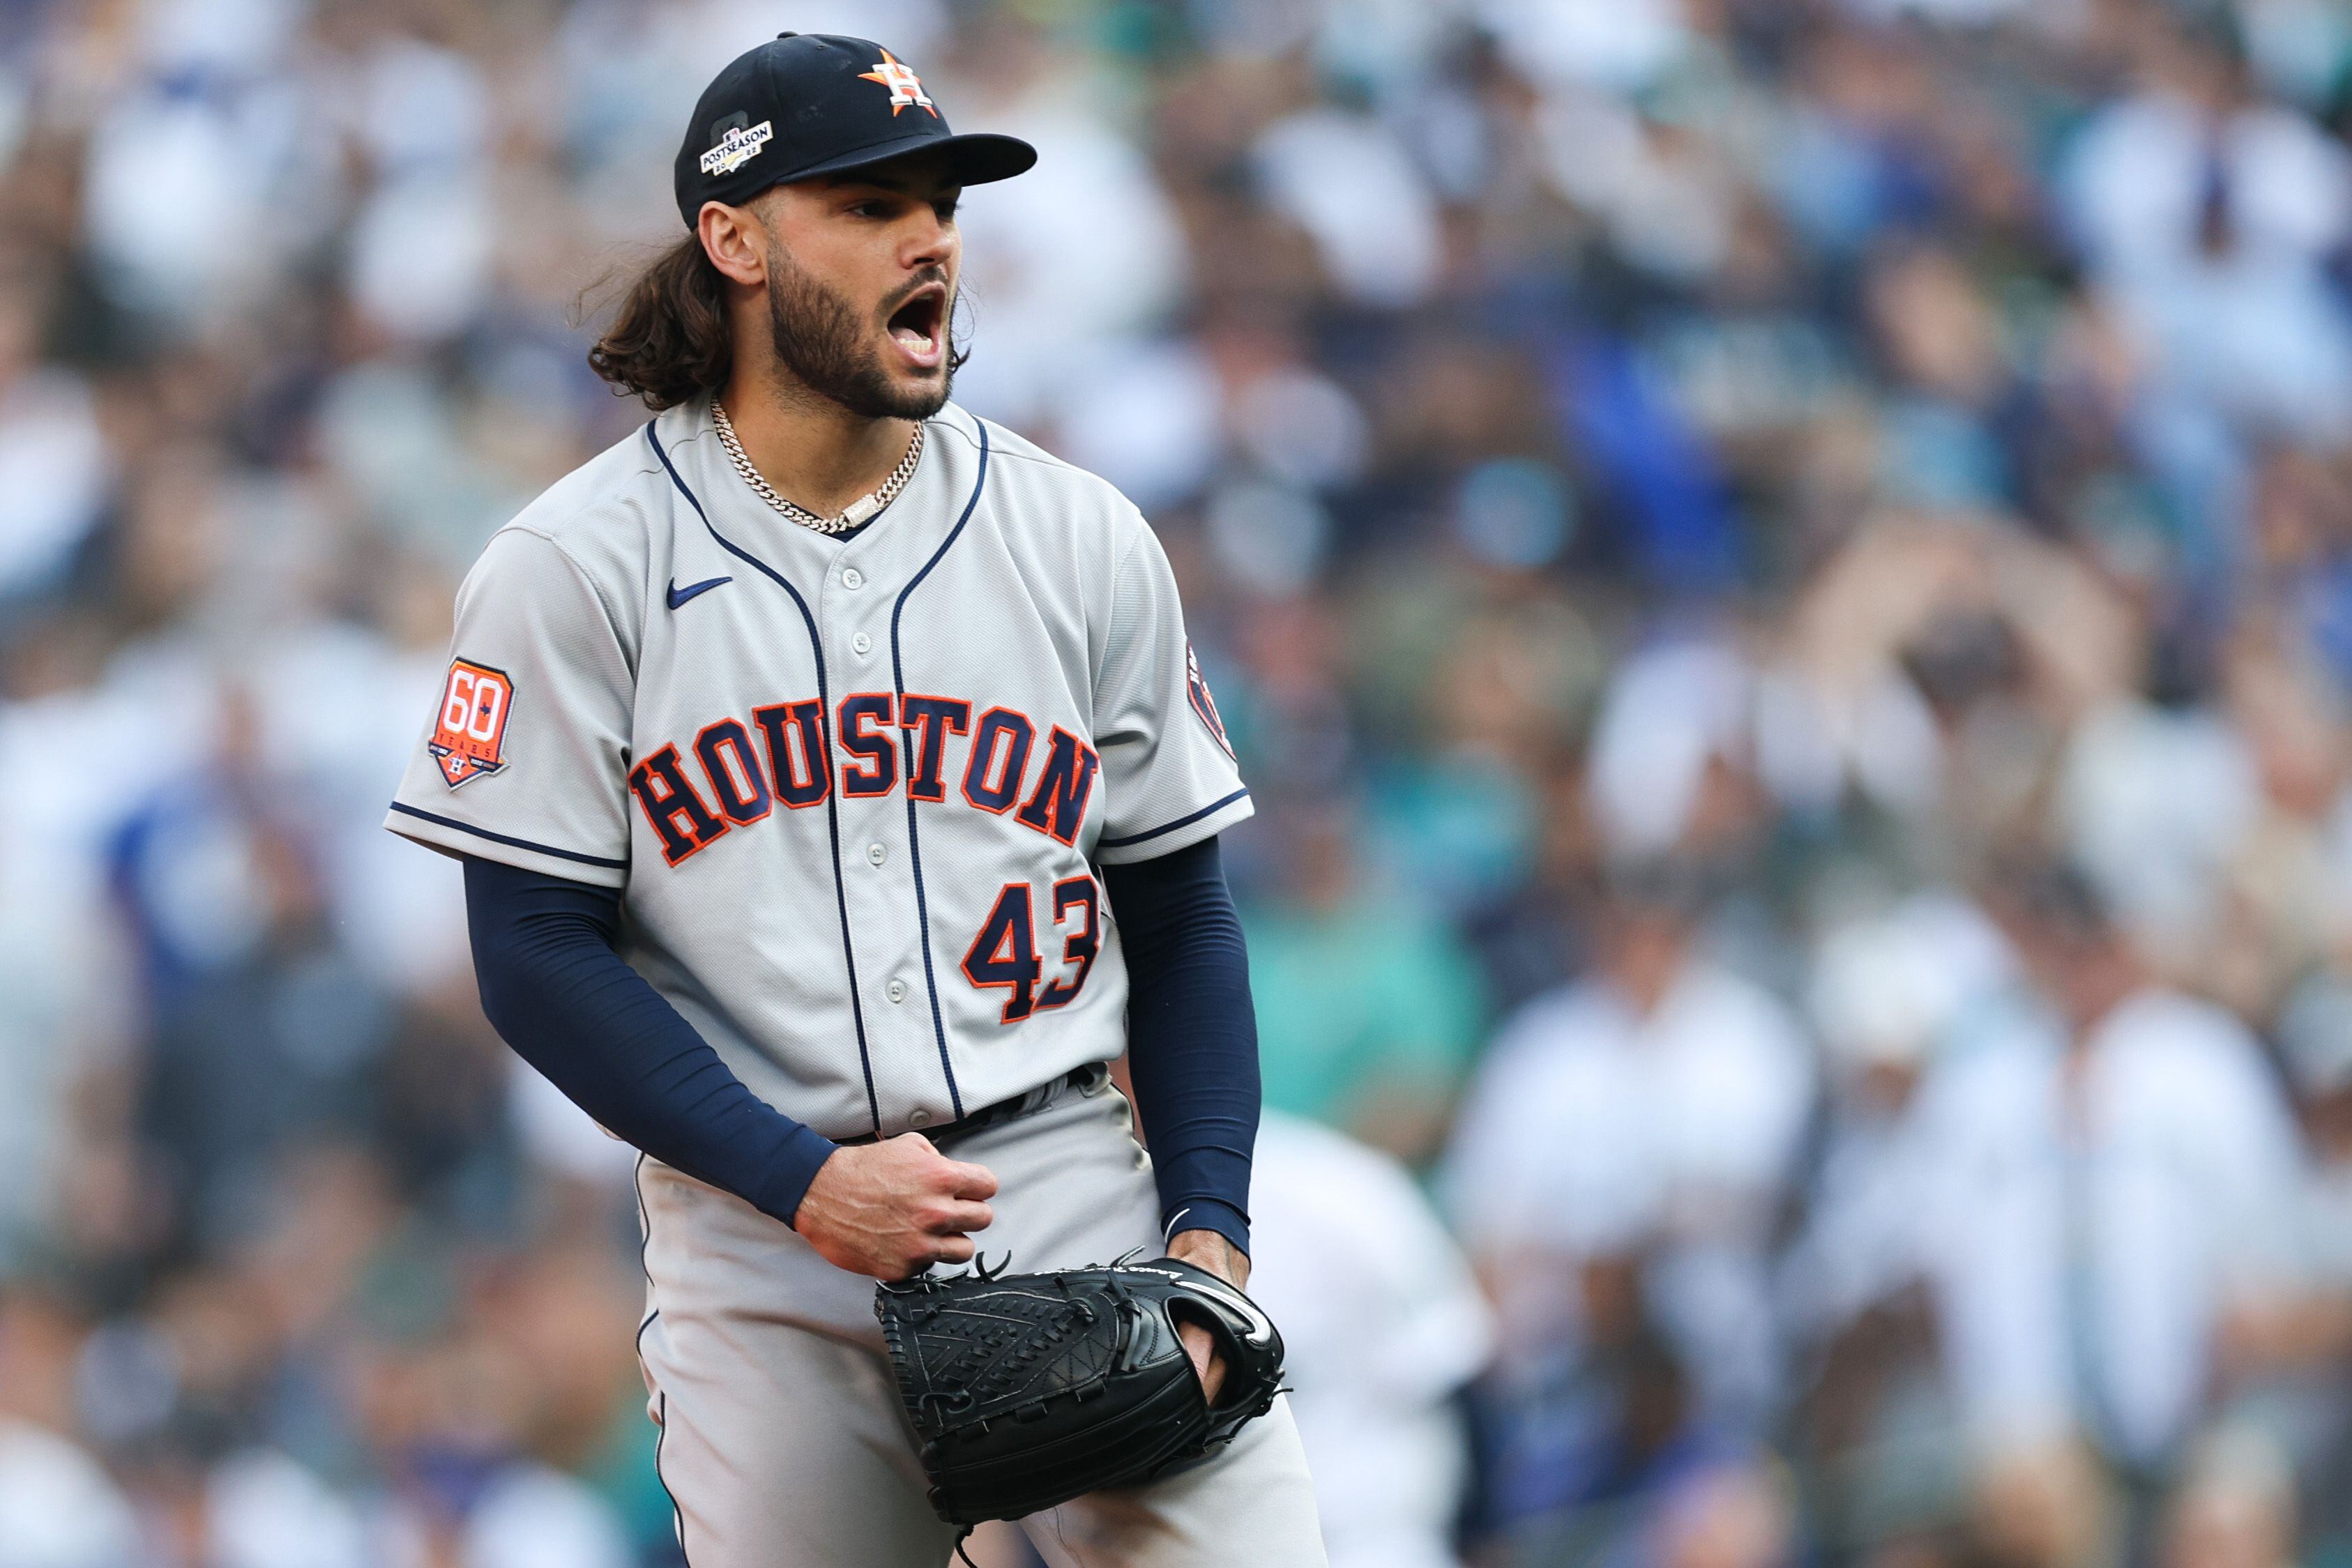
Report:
873,1254,1286,1528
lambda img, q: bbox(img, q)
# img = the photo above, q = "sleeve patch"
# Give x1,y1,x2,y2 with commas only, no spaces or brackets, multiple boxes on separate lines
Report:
1185,641,1234,759
429,658,515,789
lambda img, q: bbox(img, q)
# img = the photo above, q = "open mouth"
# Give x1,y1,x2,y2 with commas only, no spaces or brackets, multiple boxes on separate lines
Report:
886,284,948,370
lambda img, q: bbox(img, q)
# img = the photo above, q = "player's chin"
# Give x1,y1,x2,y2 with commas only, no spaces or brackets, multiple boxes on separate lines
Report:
866,352,953,420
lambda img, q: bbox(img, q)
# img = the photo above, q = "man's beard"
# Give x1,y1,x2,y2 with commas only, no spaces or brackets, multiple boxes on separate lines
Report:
764,241,953,420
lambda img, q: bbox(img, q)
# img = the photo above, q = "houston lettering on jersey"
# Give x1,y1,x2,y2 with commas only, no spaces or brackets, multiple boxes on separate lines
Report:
626,693,1100,867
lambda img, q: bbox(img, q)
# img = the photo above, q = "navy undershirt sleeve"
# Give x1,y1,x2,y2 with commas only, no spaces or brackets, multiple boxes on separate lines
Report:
461,855,837,1226
1099,835,1260,1258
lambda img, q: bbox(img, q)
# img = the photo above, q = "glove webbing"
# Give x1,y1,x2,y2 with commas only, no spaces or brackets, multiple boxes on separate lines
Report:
908,1269,1106,1428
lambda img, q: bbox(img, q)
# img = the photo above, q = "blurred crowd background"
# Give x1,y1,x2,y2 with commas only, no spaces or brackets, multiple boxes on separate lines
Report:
5,0,2352,1565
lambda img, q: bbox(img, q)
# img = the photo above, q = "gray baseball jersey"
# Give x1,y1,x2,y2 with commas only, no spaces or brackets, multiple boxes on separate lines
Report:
386,397,1252,1139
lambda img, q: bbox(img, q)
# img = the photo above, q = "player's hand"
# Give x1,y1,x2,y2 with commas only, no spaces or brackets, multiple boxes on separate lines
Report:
1165,1228,1250,1404
792,1134,999,1280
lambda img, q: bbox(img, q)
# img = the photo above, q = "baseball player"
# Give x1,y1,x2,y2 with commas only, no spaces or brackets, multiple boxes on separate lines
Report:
384,31,1326,1568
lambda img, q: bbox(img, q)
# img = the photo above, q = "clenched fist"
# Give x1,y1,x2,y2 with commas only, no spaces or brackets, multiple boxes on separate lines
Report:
793,1134,999,1279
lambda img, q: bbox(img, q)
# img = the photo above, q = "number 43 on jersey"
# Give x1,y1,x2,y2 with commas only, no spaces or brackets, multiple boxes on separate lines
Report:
963,875,1100,1023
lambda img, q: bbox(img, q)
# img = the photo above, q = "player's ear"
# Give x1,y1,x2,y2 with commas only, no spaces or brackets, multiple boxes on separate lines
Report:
697,200,768,289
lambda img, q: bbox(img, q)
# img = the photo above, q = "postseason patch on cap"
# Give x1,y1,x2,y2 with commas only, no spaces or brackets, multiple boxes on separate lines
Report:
699,119,774,176
430,657,514,789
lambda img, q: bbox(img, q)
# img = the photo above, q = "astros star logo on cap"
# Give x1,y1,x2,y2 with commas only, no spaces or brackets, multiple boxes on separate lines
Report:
858,49,936,116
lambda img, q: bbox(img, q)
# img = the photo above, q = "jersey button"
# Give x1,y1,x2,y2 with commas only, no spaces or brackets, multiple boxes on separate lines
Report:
842,567,865,591
886,978,909,1004
866,842,887,866
909,1108,931,1127
851,632,872,655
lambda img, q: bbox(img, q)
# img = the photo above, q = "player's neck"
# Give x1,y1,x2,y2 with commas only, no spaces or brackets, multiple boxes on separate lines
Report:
716,376,916,521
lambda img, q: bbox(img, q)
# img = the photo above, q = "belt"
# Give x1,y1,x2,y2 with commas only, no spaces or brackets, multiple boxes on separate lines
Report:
838,1062,1107,1148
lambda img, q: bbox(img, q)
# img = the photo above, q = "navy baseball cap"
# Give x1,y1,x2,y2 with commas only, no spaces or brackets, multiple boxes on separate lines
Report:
674,33,1036,228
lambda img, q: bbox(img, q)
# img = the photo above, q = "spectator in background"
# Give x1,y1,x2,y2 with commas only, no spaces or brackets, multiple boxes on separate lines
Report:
1445,858,1814,1436
2199,632,2352,1023
1244,801,1486,1164
2060,5,2352,448
1462,1314,1800,1568
1779,892,2015,1558
2222,972,2352,1560
0,248,105,601
0,1285,140,1568
1930,865,2305,1521
104,687,393,1261
1248,1111,1494,1568
347,1313,633,1568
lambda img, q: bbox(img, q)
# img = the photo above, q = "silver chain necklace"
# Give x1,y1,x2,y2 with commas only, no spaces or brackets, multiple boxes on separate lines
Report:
711,399,925,535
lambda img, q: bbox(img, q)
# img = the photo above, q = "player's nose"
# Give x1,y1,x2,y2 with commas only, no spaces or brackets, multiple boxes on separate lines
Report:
902,211,955,268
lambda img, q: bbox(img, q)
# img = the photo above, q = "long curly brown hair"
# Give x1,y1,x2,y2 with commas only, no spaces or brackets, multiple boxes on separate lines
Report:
584,236,733,411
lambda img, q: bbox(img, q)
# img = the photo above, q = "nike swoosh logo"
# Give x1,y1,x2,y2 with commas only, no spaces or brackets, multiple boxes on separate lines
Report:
1129,1264,1277,1345
667,575,732,609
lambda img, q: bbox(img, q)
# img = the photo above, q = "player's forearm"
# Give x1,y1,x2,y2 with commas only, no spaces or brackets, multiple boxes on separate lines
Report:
462,855,837,1223
1100,835,1259,1258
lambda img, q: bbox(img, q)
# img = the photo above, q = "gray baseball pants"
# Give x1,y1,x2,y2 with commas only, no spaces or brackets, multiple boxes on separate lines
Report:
632,1070,1329,1567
